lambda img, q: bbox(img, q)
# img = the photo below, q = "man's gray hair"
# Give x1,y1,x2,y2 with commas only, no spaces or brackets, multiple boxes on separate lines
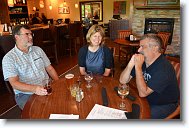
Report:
140,34,163,52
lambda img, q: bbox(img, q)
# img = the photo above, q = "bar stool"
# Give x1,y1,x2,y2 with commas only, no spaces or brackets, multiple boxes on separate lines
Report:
63,23,78,56
42,26,58,64
32,27,58,64
56,25,68,57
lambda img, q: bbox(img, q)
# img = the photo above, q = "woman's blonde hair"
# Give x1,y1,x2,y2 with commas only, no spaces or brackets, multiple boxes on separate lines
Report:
86,24,105,45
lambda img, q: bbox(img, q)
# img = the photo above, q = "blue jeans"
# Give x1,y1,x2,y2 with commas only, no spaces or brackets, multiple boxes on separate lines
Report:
150,103,178,119
15,93,32,110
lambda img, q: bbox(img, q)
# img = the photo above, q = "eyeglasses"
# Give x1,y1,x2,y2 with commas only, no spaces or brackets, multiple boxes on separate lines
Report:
18,33,34,37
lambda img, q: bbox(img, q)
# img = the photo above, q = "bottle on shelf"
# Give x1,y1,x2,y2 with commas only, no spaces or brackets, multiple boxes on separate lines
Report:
8,26,12,34
4,23,8,32
23,0,26,4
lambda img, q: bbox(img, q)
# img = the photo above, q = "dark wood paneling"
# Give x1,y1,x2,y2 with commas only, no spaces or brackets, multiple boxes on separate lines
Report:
0,0,10,24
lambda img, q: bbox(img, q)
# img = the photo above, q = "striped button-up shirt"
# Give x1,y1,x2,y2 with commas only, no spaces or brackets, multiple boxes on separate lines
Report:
2,45,51,94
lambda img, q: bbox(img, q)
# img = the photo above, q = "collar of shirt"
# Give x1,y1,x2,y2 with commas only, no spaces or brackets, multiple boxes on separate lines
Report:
14,45,33,55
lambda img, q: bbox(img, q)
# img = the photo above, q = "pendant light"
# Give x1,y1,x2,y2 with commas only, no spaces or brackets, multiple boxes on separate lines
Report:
75,3,78,8
39,0,44,8
75,0,79,8
8,0,14,7
63,0,66,6
49,3,52,10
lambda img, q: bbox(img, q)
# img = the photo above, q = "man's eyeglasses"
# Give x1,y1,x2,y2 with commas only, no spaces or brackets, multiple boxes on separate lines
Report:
18,33,34,37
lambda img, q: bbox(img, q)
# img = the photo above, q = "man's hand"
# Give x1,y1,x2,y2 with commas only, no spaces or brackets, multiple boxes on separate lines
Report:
134,54,144,68
34,86,48,95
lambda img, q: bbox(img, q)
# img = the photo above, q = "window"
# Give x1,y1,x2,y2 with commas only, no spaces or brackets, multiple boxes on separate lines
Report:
80,1,103,22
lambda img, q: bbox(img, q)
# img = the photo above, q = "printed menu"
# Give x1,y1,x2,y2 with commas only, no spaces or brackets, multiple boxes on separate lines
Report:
86,104,127,119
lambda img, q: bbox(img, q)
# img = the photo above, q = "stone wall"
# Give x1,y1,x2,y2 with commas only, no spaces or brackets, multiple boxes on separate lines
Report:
131,9,180,55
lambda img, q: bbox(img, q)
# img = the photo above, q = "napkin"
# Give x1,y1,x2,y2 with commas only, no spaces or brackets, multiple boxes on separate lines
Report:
101,87,108,106
125,104,140,119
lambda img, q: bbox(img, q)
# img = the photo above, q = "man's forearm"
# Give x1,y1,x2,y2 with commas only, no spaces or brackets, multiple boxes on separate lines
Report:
120,65,133,84
46,65,59,80
9,80,36,93
48,68,59,80
135,66,152,97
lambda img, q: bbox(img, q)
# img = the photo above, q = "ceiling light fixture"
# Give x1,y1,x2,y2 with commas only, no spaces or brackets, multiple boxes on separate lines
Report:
8,0,14,7
75,3,78,8
49,4,52,10
39,0,44,8
63,0,66,6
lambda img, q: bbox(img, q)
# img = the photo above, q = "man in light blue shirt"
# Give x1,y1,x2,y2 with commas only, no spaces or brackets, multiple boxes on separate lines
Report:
2,25,59,109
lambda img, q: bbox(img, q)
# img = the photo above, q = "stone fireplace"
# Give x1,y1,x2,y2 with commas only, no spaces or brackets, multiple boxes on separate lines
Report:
144,18,174,45
132,9,180,55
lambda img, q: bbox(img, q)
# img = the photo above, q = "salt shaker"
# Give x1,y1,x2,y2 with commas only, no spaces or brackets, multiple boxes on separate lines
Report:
80,89,84,99
130,34,133,41
76,88,82,102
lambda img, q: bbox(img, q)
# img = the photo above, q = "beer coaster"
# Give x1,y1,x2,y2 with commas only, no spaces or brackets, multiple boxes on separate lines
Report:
65,74,74,79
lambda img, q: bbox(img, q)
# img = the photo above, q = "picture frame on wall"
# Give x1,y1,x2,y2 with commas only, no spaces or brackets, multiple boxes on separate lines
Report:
58,7,70,14
113,1,126,15
148,0,179,5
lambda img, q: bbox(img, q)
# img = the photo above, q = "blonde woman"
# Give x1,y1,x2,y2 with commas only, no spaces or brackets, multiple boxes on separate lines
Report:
78,24,113,76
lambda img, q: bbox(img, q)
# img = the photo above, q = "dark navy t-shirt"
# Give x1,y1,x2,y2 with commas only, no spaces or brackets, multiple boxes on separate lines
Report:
131,55,179,105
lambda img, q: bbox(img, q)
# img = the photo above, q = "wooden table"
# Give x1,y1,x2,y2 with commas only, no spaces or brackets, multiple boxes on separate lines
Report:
114,39,140,61
114,39,140,47
21,66,150,119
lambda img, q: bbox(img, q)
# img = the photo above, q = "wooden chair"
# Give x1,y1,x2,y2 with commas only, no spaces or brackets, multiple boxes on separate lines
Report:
165,56,180,119
118,30,132,62
157,32,171,54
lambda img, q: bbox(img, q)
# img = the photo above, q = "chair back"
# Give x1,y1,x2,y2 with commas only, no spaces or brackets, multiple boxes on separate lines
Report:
118,30,132,39
68,23,78,38
0,35,15,54
75,22,84,46
0,36,16,94
157,32,171,54
166,56,180,87
69,22,83,38
49,25,58,43
43,26,56,43
0,35,15,66
31,28,44,47
165,56,180,119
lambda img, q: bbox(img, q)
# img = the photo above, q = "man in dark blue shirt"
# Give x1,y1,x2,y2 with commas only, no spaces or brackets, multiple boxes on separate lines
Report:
120,34,179,119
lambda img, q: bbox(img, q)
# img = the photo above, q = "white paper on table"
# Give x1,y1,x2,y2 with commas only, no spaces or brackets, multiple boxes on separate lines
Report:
49,114,79,119
86,104,127,119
